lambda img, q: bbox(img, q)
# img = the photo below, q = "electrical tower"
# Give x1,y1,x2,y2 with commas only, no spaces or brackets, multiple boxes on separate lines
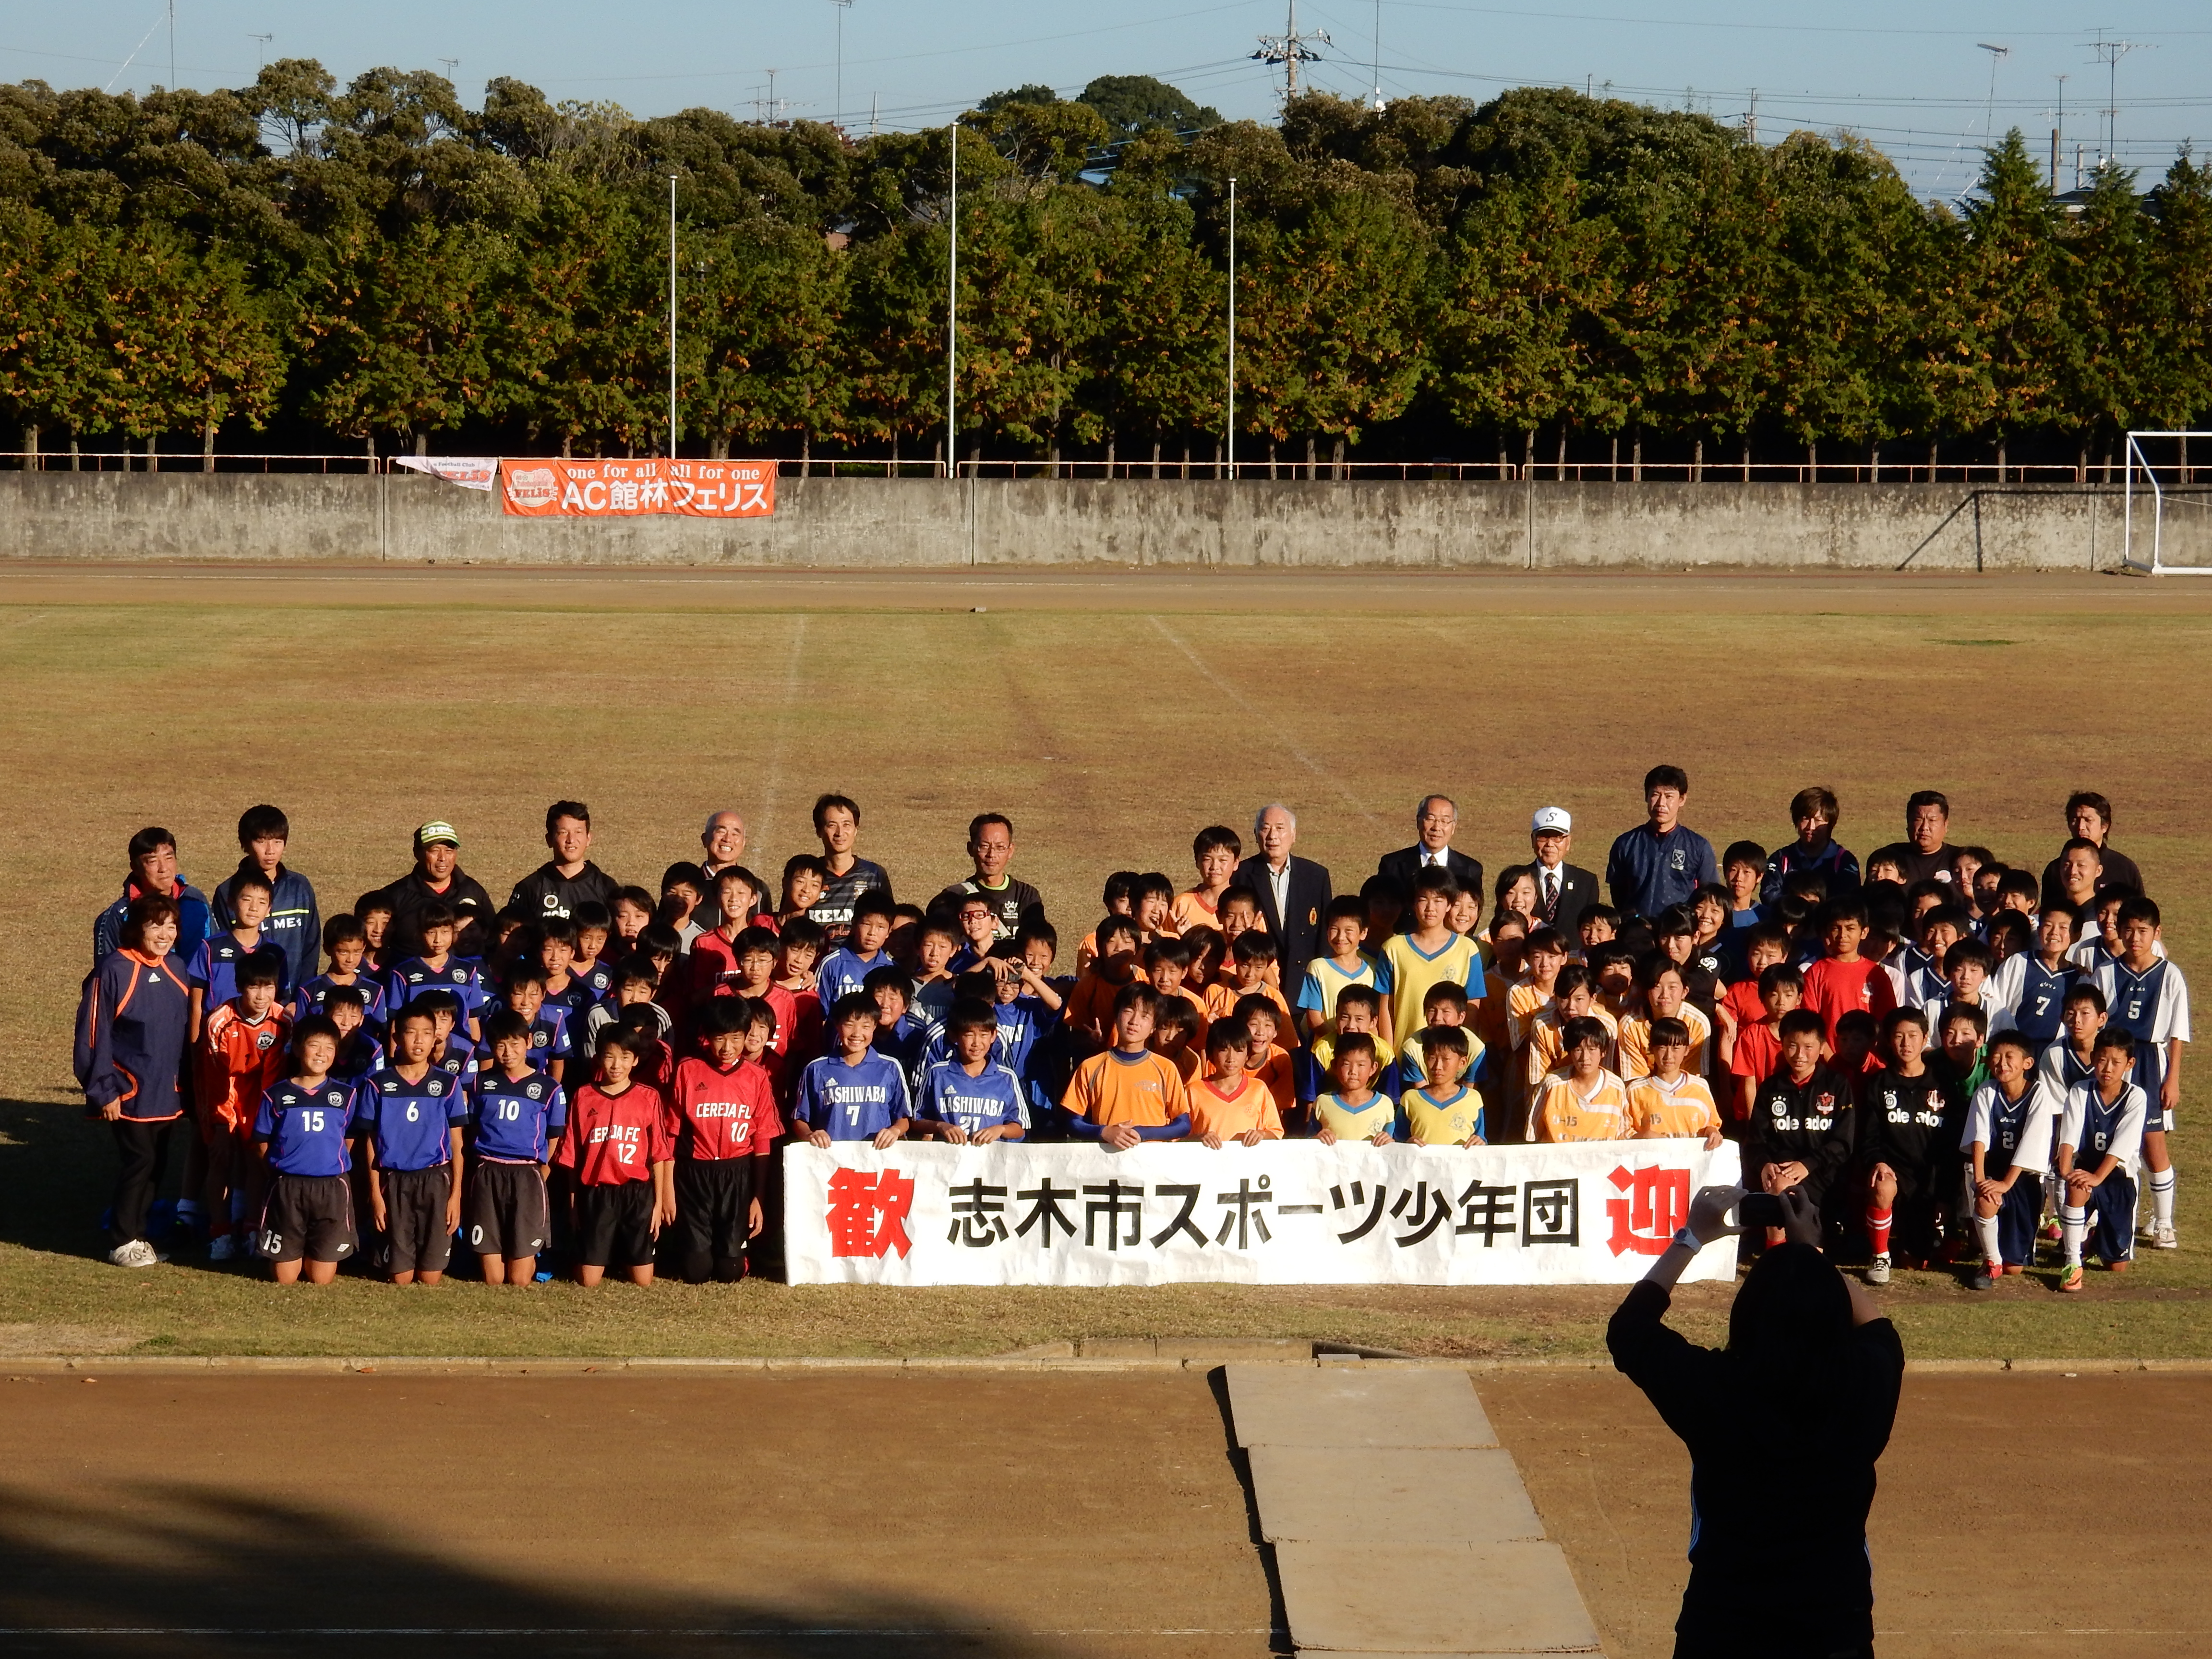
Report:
2086,34,2146,164
1254,0,1328,100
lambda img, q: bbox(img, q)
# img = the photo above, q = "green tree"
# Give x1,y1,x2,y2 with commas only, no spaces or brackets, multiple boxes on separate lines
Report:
1951,131,2073,442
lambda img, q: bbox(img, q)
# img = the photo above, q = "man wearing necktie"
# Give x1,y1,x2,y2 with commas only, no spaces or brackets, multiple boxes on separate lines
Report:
1529,806,1600,936
1375,795,1483,927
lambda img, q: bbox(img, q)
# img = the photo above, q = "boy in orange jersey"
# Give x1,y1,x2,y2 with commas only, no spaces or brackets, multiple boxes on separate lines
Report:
1236,997,1298,1126
1536,1018,1632,1142
1065,916,1144,1050
1061,984,1191,1149
1205,932,1294,1028
1150,998,1203,1082
1143,938,1210,1045
1626,1018,1725,1148
1189,1019,1284,1148
1173,827,1243,936
195,955,291,1261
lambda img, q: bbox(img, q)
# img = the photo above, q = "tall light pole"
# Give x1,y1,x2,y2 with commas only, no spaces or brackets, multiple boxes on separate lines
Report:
1975,43,2010,145
668,175,678,457
945,120,958,481
830,0,852,129
1226,176,1237,483
168,0,175,89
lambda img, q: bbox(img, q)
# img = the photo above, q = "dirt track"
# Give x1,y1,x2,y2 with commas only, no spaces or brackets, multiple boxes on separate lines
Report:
0,1367,2203,1658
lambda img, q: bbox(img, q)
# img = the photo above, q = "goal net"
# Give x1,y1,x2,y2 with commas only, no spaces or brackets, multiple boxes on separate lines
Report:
2124,432,2212,575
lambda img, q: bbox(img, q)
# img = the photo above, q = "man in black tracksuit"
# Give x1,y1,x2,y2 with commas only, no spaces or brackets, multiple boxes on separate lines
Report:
506,800,621,924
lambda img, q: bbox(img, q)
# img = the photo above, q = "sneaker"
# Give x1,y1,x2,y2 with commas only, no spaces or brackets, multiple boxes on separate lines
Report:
2003,1263,2025,1275
2153,1222,2178,1250
2041,1217,2063,1242
207,1233,237,1262
2059,1262,2085,1293
107,1239,158,1268
1970,1265,2002,1291
1865,1254,1891,1286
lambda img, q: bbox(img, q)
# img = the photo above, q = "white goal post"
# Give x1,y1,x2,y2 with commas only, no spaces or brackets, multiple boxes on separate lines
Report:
2124,431,2212,575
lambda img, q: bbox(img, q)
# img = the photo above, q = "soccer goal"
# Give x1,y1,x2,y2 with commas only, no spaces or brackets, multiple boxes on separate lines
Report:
2123,431,2212,574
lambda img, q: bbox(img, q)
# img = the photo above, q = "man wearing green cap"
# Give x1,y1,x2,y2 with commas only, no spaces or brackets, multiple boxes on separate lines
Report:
376,821,495,960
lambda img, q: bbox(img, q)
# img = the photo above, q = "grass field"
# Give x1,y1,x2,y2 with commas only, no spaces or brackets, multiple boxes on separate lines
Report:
4,564,2208,1360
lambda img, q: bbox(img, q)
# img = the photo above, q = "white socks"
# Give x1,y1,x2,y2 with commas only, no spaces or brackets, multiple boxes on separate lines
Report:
2151,1166,2177,1229
1977,1213,2003,1270
2062,1205,2088,1267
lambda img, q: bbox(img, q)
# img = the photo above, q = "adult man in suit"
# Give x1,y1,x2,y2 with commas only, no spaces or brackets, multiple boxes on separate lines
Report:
1528,805,1600,937
1237,804,1333,986
1376,795,1484,924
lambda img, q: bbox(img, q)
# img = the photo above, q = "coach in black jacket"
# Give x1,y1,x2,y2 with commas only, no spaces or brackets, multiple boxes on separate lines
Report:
1527,805,1601,936
1375,795,1483,920
507,800,622,923
1236,804,1333,983
377,821,496,960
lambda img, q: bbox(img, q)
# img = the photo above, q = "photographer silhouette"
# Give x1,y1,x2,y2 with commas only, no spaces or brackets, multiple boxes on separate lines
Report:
1608,1184,1903,1659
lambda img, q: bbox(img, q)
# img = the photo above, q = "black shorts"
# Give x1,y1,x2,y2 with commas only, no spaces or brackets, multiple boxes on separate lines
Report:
258,1174,359,1264
673,1157,757,1263
378,1164,455,1275
468,1161,551,1261
573,1179,656,1270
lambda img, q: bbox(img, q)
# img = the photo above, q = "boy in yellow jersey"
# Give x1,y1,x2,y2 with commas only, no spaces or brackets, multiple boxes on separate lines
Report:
1402,1026,1485,1147
1536,1019,1632,1142
1508,927,1570,1054
1617,958,1714,1078
1309,986,1395,1082
1299,896,1393,1045
1627,1018,1725,1148
1061,985,1191,1149
1172,826,1242,936
1381,867,1489,1069
1395,983,1486,1093
1189,1019,1284,1148
1524,964,1618,1093
1314,1035,1397,1145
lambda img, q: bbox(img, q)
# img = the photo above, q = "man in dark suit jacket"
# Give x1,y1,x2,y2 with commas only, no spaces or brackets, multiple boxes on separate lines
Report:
1236,804,1333,985
1527,806,1601,937
1376,794,1484,923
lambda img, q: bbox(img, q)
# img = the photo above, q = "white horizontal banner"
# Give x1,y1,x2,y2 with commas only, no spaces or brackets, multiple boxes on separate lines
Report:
782,1138,1742,1287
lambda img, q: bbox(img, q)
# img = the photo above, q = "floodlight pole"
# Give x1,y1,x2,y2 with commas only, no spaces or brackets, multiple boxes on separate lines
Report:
1227,176,1237,483
668,175,678,457
946,120,958,481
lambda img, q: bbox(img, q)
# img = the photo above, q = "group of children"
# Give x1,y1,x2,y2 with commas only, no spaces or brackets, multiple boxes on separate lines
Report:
77,787,2185,1293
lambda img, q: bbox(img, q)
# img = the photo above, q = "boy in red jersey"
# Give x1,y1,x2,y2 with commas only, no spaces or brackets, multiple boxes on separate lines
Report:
195,955,292,1261
555,1026,674,1287
1801,899,1897,1053
666,998,782,1283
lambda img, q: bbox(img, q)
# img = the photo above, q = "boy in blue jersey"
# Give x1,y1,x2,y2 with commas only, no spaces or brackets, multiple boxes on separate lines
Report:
325,986,384,1085
252,1015,358,1284
535,917,596,1031
917,999,1030,1143
409,989,477,1083
864,965,927,1082
2057,1029,2150,1288
295,915,388,1033
498,969,573,1083
909,920,961,1044
188,870,288,1043
2094,897,2190,1249
2034,984,2106,1119
1966,1033,2052,1287
385,902,485,1043
570,902,617,1003
471,1009,567,1284
816,892,898,1017
1998,902,2079,1052
794,993,914,1147
356,1005,468,1285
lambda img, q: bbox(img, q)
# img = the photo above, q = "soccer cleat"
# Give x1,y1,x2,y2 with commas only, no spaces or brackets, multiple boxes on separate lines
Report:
1970,1265,2002,1291
2153,1223,2178,1250
107,1240,158,1268
2041,1217,2063,1242
2059,1263,2085,1293
1865,1254,1891,1286
207,1233,237,1262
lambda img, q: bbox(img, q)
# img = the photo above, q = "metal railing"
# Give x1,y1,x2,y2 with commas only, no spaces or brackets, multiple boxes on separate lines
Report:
3,450,382,473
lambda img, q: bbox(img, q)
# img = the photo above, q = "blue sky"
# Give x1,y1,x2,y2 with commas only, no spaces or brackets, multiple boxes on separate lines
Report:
11,1,2212,199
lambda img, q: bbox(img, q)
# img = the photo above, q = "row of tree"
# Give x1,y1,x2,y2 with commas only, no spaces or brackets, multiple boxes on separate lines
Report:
0,62,2208,463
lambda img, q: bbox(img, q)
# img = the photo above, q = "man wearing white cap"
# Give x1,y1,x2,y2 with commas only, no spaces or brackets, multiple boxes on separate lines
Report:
1528,806,1600,936
1375,795,1483,919
375,820,496,960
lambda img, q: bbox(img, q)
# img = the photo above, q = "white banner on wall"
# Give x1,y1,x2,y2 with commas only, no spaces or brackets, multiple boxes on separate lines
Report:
393,455,499,490
783,1138,1742,1287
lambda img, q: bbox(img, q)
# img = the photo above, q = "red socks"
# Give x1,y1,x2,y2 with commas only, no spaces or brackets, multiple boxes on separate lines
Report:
1866,1206,1893,1257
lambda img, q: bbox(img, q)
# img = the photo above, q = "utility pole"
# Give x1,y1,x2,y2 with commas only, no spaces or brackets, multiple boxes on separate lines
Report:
2049,73,2068,188
2087,35,2145,163
870,93,878,135
168,0,175,89
1744,89,1757,144
829,0,852,130
1226,177,1237,482
945,121,958,481
668,176,679,457
1253,0,1326,101
249,33,271,72
1370,0,1384,111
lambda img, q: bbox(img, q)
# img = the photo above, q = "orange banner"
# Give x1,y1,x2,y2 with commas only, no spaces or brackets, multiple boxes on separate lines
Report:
499,457,776,518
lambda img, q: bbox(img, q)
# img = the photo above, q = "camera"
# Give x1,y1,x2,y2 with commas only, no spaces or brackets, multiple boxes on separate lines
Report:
1738,1192,1787,1228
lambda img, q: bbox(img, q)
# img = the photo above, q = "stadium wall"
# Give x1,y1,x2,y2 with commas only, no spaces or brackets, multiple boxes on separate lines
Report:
0,472,2153,571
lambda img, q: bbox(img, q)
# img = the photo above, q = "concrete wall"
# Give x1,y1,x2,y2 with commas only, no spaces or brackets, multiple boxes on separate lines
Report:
0,469,2178,570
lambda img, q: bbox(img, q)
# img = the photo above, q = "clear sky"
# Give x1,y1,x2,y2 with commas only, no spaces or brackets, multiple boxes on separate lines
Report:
11,1,2212,200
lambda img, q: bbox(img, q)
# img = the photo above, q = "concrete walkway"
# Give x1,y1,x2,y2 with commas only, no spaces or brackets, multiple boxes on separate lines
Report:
1225,1364,1603,1657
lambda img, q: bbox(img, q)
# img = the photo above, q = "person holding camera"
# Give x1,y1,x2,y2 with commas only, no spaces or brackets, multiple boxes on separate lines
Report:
1609,1185,1903,1659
